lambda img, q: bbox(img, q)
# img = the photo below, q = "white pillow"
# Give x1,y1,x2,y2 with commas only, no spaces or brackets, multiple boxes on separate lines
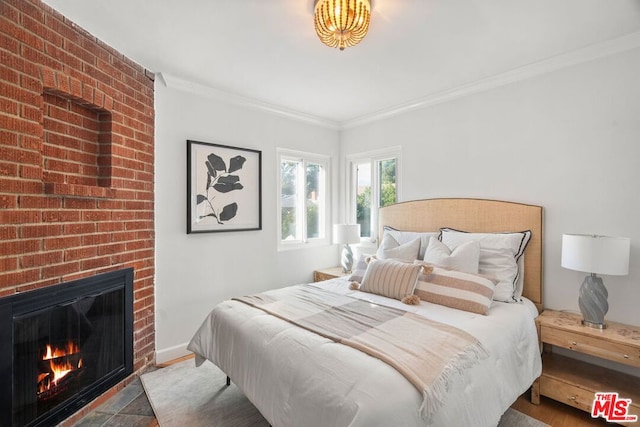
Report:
423,237,480,274
515,256,525,299
440,228,531,302
381,226,440,259
376,233,420,261
348,254,369,283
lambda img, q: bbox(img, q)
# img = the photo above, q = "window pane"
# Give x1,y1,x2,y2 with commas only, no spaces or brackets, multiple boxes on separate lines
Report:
306,163,321,239
356,163,371,238
281,160,299,240
379,158,397,207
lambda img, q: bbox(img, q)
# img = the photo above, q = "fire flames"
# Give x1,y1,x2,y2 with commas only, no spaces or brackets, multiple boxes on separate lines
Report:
37,341,83,394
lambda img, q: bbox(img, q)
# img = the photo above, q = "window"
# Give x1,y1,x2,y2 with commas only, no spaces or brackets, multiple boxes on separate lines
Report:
346,147,400,242
278,149,329,249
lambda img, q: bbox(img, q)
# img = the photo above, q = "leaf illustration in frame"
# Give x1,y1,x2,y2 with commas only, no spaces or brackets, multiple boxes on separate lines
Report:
205,161,218,179
187,139,261,233
207,153,226,173
214,175,244,193
228,155,246,173
219,203,238,221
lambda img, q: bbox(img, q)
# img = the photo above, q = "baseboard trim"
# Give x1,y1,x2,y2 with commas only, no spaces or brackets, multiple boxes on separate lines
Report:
155,342,191,364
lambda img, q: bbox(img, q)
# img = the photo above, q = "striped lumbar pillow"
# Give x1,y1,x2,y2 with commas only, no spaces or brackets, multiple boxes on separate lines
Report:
415,265,497,315
359,258,421,300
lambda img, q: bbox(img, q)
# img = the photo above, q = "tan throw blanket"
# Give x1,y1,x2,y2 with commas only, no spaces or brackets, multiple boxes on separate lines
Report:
233,284,487,420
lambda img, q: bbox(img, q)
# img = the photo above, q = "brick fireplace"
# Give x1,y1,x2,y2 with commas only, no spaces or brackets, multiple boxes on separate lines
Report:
0,0,155,422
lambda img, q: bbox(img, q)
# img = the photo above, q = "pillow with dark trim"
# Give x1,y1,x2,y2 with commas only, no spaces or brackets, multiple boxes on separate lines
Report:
440,228,531,302
375,233,420,261
381,226,440,259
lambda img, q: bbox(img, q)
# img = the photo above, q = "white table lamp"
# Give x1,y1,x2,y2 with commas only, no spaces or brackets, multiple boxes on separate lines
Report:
561,234,630,329
333,224,361,273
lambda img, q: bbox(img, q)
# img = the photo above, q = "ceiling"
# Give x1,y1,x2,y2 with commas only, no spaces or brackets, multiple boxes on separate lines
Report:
42,0,640,127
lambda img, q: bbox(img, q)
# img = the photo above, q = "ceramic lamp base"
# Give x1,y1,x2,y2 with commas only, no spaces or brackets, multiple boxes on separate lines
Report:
341,244,354,273
581,319,607,329
578,274,608,329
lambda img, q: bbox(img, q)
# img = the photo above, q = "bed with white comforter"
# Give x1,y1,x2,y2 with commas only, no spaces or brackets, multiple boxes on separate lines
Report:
189,198,545,426
188,276,541,427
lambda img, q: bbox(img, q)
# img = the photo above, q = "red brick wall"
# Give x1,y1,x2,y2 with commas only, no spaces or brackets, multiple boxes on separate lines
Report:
0,0,155,381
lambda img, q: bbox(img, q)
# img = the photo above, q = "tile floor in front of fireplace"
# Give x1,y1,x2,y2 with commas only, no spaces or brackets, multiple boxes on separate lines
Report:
72,378,157,427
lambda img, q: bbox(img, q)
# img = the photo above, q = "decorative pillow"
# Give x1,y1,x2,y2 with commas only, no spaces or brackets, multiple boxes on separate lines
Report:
381,227,440,259
515,256,525,300
348,254,369,283
414,265,497,315
376,233,420,261
423,237,480,274
359,258,421,300
440,228,531,303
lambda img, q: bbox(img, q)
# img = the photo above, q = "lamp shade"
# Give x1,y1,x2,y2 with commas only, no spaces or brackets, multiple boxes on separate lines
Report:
561,234,630,276
333,224,361,245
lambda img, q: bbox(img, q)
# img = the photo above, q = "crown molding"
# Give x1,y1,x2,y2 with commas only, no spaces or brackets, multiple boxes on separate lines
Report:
157,72,341,130
341,31,640,129
158,31,640,131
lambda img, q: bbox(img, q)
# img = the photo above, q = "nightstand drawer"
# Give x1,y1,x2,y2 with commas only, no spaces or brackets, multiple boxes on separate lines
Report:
541,327,640,368
540,376,594,412
541,375,640,424
535,311,640,421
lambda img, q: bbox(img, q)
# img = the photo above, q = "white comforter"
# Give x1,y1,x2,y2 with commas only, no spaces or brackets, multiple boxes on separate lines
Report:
187,278,541,427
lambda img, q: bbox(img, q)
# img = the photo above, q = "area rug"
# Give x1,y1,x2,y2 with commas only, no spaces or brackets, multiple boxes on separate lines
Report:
141,359,549,427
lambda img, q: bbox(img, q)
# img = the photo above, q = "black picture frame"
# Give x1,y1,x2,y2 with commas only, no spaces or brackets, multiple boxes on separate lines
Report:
187,140,262,233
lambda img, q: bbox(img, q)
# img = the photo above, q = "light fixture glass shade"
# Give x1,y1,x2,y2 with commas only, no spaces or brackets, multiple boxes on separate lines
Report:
561,234,630,275
561,234,631,329
314,0,371,51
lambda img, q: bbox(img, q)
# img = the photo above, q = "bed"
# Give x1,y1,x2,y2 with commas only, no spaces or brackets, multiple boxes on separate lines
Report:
188,198,544,427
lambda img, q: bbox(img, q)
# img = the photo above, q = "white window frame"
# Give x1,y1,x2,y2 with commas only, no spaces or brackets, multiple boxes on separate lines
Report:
345,146,401,244
277,148,330,251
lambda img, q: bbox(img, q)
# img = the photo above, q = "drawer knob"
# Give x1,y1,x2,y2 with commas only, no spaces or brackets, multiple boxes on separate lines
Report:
571,341,577,346
624,354,630,359
570,396,576,401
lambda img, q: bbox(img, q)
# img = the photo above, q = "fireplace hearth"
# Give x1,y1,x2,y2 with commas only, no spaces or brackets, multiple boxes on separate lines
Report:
0,268,133,427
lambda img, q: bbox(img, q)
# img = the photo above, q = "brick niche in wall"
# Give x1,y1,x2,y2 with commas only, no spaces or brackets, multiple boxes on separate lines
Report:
0,0,155,392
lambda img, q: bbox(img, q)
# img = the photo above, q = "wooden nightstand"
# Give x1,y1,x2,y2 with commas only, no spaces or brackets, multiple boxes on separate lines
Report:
313,266,350,282
532,310,640,422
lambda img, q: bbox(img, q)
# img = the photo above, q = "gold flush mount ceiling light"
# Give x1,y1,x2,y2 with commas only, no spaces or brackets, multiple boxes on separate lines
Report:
314,0,371,51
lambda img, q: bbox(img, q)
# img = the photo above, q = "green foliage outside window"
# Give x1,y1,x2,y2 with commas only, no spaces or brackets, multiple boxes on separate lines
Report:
280,159,321,241
356,158,396,237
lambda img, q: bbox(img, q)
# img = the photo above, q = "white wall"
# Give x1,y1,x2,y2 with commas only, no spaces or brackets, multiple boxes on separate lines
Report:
155,48,640,363
342,48,640,327
154,80,340,362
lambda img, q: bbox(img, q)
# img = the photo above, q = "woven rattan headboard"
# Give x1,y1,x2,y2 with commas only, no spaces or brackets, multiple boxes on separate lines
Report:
378,198,543,311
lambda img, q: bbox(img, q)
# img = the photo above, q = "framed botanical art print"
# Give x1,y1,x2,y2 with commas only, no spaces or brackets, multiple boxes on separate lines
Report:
187,140,262,233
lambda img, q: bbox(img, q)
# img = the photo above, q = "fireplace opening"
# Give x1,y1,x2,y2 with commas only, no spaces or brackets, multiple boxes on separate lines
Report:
0,268,133,427
36,339,84,407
